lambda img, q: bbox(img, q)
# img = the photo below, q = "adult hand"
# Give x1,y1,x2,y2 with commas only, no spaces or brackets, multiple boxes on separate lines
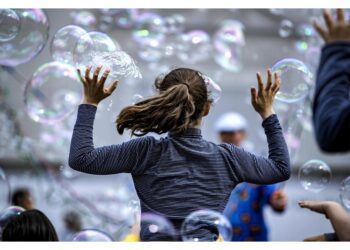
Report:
251,69,280,120
77,65,119,106
313,9,350,43
298,200,340,218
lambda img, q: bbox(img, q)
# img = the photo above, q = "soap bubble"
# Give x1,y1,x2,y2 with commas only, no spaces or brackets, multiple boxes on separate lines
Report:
89,50,142,80
0,9,20,42
0,168,10,210
340,176,350,209
271,58,313,103
177,30,212,64
115,9,139,29
138,44,163,62
24,62,82,124
50,25,87,65
299,159,331,193
181,209,232,242
140,213,178,241
98,15,115,32
0,206,25,230
70,10,97,30
213,20,245,72
133,12,166,46
200,73,222,103
279,19,294,38
0,9,49,66
164,14,185,34
132,94,144,104
73,31,121,76
72,229,114,241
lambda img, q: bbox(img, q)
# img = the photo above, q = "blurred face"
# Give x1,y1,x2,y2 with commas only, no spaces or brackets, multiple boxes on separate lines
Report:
219,130,247,146
22,193,35,210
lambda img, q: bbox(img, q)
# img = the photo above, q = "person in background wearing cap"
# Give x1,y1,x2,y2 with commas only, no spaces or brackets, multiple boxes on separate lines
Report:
216,112,288,241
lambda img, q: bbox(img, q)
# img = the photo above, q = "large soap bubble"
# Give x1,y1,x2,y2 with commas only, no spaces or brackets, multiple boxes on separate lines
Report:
50,25,87,65
271,58,313,103
0,9,20,42
279,19,294,38
177,30,212,64
0,9,49,66
213,20,245,72
0,168,10,210
24,62,82,124
0,206,25,234
133,12,166,46
140,213,178,241
200,73,222,104
164,14,185,34
181,209,232,242
72,229,114,241
340,176,350,209
298,159,331,193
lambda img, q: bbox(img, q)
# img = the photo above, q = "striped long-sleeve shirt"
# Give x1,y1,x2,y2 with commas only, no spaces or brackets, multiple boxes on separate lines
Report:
69,104,290,241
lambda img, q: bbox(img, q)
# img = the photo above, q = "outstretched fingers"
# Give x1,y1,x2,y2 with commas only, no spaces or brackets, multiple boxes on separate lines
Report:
85,65,92,82
250,87,258,105
98,68,111,88
256,72,264,94
105,80,119,96
93,65,103,84
313,20,328,41
77,68,86,85
323,9,334,30
265,69,273,90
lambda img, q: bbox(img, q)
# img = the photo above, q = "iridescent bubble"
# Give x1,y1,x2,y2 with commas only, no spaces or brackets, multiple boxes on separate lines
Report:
70,10,97,30
0,9,20,42
132,94,144,104
72,229,114,241
138,43,163,62
164,14,185,34
50,25,87,65
133,12,166,46
279,19,294,38
0,9,49,66
340,176,350,209
199,73,222,103
181,209,232,242
115,9,139,29
0,168,10,210
271,58,313,103
298,159,331,193
177,30,212,64
0,206,25,230
24,62,82,124
140,213,178,241
73,31,120,75
213,20,245,72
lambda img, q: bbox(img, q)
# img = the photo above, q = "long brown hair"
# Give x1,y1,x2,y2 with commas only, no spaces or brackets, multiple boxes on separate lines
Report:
116,68,209,136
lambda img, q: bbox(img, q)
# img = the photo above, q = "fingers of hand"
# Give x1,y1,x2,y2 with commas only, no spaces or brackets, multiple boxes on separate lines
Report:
85,65,92,81
265,69,273,90
313,20,329,41
93,65,103,83
250,87,257,105
324,9,334,30
105,80,119,95
98,68,111,87
256,72,264,94
337,8,345,22
77,68,86,85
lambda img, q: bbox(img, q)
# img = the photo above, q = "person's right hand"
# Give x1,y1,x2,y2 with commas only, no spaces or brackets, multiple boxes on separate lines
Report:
251,69,280,120
298,200,340,218
313,9,350,44
77,65,119,107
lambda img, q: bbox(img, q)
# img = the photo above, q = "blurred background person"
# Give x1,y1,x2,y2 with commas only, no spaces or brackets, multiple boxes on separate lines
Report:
11,187,35,210
60,210,82,241
216,112,288,241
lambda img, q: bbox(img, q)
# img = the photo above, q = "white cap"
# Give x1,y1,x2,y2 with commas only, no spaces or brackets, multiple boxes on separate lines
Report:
215,112,248,132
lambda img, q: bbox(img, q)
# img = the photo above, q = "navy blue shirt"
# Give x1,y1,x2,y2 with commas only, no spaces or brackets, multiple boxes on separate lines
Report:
313,42,350,152
69,104,290,241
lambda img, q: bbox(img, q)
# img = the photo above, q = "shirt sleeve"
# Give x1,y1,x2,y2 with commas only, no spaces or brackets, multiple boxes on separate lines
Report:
313,41,350,152
68,104,156,175
220,114,291,184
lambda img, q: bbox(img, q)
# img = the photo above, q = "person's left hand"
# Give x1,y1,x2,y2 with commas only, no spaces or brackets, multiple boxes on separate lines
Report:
270,190,287,212
77,65,119,106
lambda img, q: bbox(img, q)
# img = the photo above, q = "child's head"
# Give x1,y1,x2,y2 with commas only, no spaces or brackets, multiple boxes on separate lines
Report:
117,68,211,136
2,209,59,241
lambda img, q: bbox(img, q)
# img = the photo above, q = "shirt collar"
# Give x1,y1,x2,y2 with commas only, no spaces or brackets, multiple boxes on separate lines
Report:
168,128,202,138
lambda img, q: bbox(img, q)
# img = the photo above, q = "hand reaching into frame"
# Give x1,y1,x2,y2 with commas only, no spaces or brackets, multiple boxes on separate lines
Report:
251,69,281,120
313,9,350,43
77,65,119,106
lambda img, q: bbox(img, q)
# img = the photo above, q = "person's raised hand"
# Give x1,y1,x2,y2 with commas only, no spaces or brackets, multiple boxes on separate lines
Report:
313,9,350,44
77,65,119,106
270,190,287,212
251,69,280,120
298,200,340,218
